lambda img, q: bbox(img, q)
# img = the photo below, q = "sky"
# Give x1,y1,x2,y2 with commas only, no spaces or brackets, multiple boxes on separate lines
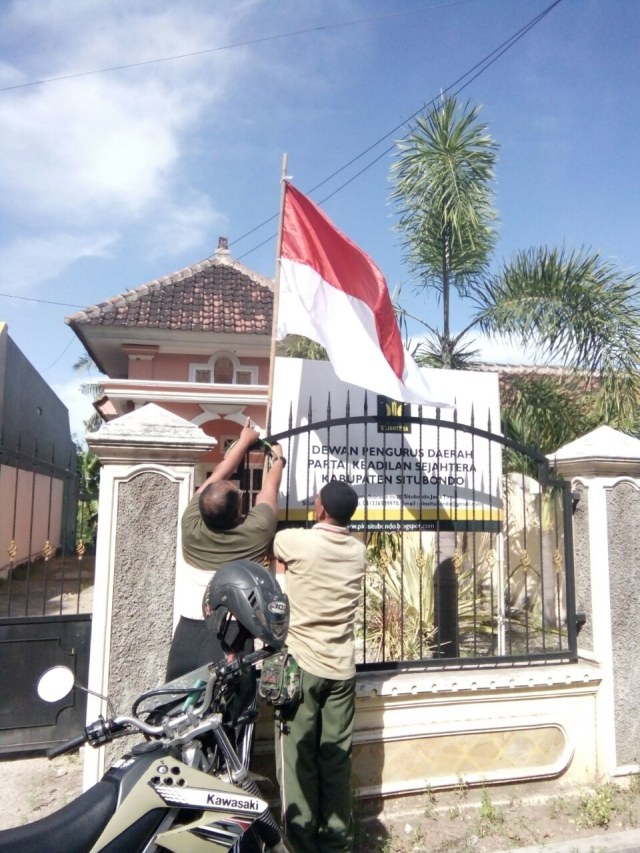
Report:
1,0,639,442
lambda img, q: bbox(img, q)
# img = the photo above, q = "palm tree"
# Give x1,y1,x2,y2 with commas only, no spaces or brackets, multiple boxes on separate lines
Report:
391,96,499,366
278,335,328,361
474,246,640,437
391,97,640,447
73,354,104,433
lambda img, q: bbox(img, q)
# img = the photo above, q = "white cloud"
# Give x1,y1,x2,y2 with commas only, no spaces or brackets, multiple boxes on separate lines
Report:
0,69,212,224
408,330,550,367
0,231,117,292
466,331,549,366
0,0,255,291
146,191,224,258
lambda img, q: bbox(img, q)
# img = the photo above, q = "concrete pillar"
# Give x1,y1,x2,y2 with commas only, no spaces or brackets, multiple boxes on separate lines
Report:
83,404,214,786
552,425,640,779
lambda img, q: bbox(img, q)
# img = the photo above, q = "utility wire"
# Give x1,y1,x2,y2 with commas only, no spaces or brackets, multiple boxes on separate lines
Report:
0,0,476,94
41,333,78,371
314,0,563,204
0,291,84,308
234,0,563,258
0,0,562,312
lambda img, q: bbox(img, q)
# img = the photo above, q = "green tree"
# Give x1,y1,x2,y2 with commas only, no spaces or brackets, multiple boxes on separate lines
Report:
75,443,100,553
391,97,640,449
73,354,104,434
391,96,498,367
475,246,640,438
278,335,328,361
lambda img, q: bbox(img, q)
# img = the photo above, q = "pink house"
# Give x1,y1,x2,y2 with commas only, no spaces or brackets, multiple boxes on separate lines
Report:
66,238,274,484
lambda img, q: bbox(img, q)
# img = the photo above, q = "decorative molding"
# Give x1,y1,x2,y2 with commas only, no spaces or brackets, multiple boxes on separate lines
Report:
355,660,602,700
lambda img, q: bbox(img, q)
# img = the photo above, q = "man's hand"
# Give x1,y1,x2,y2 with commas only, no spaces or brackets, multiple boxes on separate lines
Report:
255,441,286,510
238,423,260,447
202,419,260,489
270,442,284,462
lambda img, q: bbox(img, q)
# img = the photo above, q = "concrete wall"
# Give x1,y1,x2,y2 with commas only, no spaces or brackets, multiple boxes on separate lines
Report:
606,481,640,768
0,323,77,574
83,414,640,804
572,482,593,651
553,424,640,779
251,661,601,800
103,471,178,766
83,404,214,785
0,324,74,463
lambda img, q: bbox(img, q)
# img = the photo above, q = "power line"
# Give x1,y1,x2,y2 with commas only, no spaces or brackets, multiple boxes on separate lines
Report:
0,0,476,94
0,1,561,326
0,291,84,308
41,332,78,371
0,0,562,307
234,0,564,261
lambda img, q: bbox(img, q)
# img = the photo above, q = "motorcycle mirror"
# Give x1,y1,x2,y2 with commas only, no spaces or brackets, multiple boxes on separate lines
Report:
37,665,75,703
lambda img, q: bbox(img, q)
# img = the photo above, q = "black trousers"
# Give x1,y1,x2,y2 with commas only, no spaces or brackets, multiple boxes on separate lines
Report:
166,615,256,731
166,616,232,681
165,617,262,851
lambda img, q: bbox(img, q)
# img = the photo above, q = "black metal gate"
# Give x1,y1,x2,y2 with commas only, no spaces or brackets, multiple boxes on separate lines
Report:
266,394,578,671
0,433,96,754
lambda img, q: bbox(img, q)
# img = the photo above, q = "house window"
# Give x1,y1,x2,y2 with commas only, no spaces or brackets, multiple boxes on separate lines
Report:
213,357,234,384
236,370,253,385
221,436,236,454
189,353,259,385
196,455,263,509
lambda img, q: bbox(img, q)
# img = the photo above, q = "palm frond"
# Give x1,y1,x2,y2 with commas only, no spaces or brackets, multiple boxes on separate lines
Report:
391,96,499,293
277,335,328,361
413,330,482,370
476,246,640,375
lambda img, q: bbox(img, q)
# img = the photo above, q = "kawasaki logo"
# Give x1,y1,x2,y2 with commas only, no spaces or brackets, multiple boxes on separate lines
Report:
152,784,267,814
206,794,260,810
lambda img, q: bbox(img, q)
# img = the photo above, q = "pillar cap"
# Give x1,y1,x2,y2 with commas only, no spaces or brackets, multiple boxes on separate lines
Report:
548,425,640,478
87,403,215,464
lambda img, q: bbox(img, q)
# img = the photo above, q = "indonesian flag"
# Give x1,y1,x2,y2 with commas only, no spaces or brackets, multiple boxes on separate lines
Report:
277,183,453,407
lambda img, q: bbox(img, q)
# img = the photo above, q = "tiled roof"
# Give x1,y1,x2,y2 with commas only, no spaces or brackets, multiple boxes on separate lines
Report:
473,362,578,377
472,361,597,393
66,243,274,335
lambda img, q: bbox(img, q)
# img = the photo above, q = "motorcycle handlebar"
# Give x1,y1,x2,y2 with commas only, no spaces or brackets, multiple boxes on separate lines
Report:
46,647,277,759
46,732,87,758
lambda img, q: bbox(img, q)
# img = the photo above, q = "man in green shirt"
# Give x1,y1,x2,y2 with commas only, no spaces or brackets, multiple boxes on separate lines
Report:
166,420,285,680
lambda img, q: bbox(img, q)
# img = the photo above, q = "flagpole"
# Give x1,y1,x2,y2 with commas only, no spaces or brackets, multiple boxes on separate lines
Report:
265,152,289,432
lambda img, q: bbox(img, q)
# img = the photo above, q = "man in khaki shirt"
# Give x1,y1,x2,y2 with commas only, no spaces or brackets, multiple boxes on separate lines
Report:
273,481,367,853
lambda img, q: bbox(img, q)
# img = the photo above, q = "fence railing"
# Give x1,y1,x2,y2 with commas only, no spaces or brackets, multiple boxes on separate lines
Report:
268,404,577,671
0,432,96,618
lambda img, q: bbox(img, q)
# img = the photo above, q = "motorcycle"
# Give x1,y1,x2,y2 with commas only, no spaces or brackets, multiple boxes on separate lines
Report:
0,560,291,853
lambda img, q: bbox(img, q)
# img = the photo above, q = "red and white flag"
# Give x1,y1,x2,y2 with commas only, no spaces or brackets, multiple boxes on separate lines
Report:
277,182,453,407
